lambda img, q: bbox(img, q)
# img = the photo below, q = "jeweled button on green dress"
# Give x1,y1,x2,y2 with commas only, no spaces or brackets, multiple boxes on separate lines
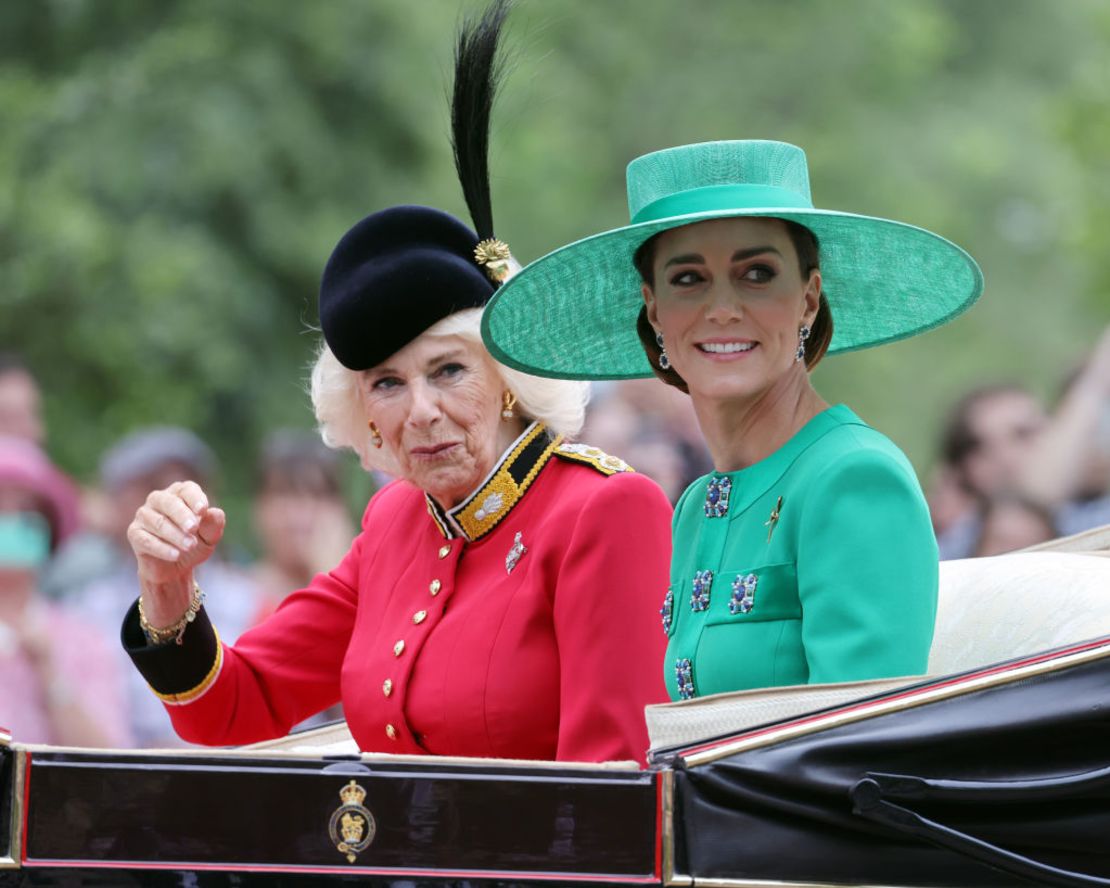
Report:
662,405,938,701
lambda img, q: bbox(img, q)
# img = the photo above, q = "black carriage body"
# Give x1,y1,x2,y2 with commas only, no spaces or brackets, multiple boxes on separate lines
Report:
1,749,659,887
659,636,1110,887
2,637,1109,887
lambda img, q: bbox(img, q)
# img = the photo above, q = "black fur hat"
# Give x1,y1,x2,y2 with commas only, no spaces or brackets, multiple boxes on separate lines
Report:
318,206,492,371
318,0,512,371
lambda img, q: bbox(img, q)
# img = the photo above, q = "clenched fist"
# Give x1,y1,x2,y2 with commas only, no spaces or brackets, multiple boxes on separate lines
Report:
127,480,225,629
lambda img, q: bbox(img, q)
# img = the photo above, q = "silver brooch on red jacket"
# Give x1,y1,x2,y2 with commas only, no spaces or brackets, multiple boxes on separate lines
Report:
506,531,527,574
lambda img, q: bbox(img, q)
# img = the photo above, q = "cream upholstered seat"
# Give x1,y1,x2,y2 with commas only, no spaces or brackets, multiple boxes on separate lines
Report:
644,526,1110,752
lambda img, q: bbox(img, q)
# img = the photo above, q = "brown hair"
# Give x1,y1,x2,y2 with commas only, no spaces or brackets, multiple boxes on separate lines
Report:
634,219,833,392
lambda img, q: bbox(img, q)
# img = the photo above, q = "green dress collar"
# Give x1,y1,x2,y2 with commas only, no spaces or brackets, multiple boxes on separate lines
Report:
699,404,865,519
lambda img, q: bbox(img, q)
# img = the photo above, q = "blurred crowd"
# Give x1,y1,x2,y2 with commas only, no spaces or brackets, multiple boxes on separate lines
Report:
0,352,355,748
928,327,1110,558
2,329,1109,747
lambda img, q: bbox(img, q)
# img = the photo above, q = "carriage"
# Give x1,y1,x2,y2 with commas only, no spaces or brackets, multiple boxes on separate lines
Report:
3,527,1109,887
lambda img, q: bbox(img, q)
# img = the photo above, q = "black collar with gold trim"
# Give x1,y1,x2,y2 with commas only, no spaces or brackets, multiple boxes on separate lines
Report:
425,422,562,542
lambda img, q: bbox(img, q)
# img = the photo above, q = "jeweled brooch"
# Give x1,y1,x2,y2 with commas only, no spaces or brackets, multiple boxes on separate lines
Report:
764,495,783,542
729,573,757,615
675,658,696,700
704,476,732,518
660,589,675,634
691,569,713,612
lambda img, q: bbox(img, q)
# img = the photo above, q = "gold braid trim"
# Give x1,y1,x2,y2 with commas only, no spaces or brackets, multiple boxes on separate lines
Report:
452,424,562,540
553,442,635,475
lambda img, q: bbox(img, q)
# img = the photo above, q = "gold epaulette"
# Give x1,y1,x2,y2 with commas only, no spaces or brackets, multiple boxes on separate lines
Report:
553,442,635,475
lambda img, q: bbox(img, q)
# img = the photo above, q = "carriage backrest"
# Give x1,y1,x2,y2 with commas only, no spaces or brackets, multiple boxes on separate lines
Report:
928,549,1110,674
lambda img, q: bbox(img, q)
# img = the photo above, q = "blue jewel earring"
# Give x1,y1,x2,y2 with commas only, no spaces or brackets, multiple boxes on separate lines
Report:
656,332,671,371
795,324,811,363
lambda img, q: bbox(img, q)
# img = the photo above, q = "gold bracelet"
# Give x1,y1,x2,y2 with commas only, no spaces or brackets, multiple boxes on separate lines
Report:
139,583,206,646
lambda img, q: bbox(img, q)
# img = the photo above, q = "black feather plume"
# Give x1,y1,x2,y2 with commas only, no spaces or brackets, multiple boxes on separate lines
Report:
451,0,512,242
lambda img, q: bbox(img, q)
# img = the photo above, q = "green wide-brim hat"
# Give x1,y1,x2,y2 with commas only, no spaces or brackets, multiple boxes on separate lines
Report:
482,140,983,380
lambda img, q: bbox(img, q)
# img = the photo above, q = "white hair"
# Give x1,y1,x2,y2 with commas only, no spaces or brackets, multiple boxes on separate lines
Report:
309,309,591,472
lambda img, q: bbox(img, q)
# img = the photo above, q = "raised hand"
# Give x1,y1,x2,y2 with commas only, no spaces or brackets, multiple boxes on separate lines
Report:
127,480,225,629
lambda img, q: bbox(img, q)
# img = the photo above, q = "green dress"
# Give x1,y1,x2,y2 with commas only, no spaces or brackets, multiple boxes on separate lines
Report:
662,404,938,701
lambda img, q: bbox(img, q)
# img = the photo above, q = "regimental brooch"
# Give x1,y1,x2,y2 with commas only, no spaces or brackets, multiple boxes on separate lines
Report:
474,238,512,284
704,476,732,518
505,531,527,574
328,780,376,863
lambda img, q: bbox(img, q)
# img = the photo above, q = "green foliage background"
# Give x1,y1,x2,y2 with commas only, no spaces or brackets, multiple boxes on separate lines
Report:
3,0,1109,543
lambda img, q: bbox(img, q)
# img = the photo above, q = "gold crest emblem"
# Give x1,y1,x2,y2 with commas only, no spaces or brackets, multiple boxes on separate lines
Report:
327,779,376,863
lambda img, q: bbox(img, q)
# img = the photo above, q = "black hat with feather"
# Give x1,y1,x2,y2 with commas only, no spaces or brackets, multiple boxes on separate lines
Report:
318,0,515,371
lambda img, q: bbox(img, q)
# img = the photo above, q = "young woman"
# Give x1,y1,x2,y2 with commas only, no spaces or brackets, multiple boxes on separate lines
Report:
483,139,983,700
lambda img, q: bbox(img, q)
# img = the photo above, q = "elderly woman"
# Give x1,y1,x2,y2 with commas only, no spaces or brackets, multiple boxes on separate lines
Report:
119,5,670,762
483,140,983,700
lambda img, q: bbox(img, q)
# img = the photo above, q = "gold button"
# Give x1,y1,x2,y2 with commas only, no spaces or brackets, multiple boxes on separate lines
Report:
413,610,427,624
438,545,450,559
386,724,397,740
429,579,442,596
393,640,405,657
382,679,393,697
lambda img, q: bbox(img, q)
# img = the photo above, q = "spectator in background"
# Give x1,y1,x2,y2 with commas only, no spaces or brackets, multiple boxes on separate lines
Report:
973,491,1058,557
250,430,357,624
0,435,130,747
0,354,45,446
1019,326,1110,537
581,380,711,503
935,383,1047,559
936,327,1110,559
69,427,261,747
0,353,118,602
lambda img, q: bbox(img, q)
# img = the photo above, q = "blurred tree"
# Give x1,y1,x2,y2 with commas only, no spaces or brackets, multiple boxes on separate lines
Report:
1,0,1107,542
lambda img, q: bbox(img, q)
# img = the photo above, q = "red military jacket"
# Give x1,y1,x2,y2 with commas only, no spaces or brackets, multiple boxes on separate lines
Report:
125,424,672,763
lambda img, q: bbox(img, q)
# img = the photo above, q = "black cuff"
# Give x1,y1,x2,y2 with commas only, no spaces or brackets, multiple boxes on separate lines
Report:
121,600,222,703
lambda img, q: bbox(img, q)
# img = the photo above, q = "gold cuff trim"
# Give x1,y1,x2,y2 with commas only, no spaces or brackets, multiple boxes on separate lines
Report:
151,628,224,706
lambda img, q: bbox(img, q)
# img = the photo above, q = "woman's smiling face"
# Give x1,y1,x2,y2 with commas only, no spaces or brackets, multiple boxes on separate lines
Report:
358,332,510,508
642,216,821,403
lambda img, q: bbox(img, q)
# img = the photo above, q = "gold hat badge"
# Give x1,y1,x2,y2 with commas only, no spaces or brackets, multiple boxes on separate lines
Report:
328,779,376,863
474,238,513,284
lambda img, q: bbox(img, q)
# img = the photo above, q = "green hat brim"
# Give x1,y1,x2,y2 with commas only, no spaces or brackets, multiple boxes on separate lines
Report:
482,207,983,381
